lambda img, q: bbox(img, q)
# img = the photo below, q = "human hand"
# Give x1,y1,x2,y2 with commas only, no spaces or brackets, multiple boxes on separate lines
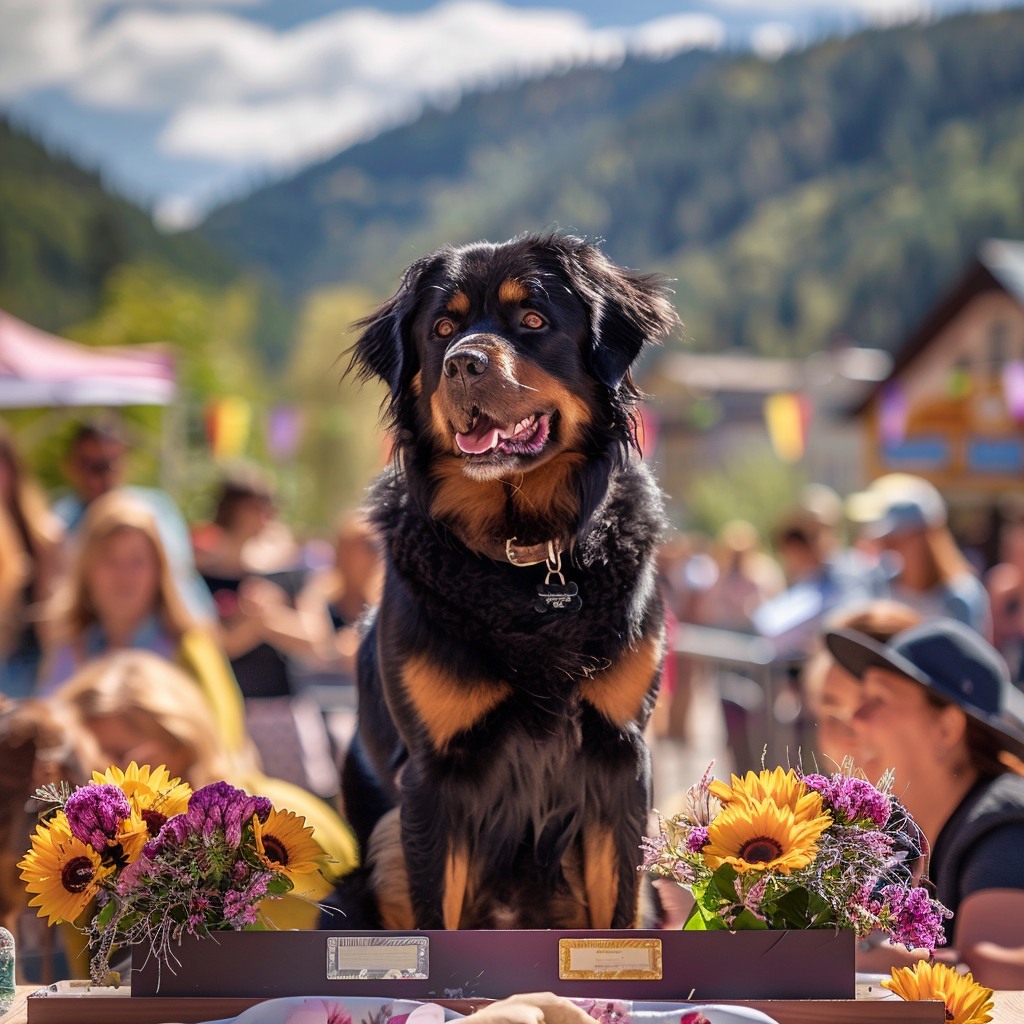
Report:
469,993,595,1024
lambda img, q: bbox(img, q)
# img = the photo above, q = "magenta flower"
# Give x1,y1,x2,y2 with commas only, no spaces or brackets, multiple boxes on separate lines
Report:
685,827,709,854
64,784,131,853
639,831,667,869
287,1000,354,1024
802,773,891,828
880,884,951,950
143,814,189,858
184,782,272,847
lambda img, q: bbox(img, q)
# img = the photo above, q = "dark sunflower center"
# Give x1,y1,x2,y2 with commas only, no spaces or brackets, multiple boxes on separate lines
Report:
945,1010,954,1022
142,809,168,835
262,835,289,865
738,836,784,863
61,856,95,893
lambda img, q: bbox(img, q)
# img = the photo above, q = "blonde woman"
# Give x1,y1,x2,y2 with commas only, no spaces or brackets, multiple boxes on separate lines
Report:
38,491,252,770
0,426,62,697
55,650,357,929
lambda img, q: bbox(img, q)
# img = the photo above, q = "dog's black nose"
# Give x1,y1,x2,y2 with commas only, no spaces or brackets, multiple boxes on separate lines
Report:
443,347,490,381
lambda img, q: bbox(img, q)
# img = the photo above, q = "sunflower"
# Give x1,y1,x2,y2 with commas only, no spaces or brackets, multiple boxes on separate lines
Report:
114,809,151,864
253,807,328,882
18,813,112,924
703,797,830,875
883,961,993,1024
709,767,824,824
92,761,192,830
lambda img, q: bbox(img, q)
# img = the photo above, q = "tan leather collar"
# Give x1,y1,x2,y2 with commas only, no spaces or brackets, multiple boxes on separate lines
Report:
477,537,566,567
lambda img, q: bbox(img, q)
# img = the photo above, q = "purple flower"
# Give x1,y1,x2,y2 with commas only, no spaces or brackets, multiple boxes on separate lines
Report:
686,827,709,854
289,1001,354,1024
880,884,951,951
116,857,152,894
143,814,189,858
185,782,272,848
803,773,891,828
222,873,271,928
64,784,131,852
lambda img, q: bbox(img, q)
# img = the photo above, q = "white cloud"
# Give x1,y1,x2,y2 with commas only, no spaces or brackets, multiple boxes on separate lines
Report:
17,0,722,173
0,0,93,95
626,14,727,59
751,21,799,58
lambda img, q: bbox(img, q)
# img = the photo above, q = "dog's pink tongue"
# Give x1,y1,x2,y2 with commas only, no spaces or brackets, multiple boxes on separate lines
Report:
456,422,501,454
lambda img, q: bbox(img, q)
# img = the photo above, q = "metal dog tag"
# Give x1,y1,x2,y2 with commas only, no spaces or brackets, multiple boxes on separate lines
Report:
534,580,582,614
534,546,582,613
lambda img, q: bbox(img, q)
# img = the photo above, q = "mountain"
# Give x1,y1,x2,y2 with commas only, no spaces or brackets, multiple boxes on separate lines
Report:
195,50,721,295
196,8,1024,356
0,116,237,334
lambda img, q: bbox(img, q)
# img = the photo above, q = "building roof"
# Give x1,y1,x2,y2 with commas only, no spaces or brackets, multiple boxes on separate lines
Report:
650,346,890,423
852,238,1024,413
982,238,1024,303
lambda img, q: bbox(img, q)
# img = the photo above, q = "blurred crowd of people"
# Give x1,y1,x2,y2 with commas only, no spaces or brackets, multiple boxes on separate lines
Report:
656,471,1024,987
3,414,1024,986
0,417,381,979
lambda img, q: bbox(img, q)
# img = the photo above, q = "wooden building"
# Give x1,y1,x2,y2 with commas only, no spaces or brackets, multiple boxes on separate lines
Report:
856,239,1024,507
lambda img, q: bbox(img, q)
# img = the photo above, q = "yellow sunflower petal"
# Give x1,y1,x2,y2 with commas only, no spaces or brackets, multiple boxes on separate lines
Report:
709,768,824,823
92,762,192,821
115,810,151,864
883,961,993,1024
703,798,831,874
254,807,329,882
17,814,111,925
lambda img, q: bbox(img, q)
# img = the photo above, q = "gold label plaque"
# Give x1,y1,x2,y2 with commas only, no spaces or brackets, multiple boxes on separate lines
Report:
327,936,429,980
558,938,663,981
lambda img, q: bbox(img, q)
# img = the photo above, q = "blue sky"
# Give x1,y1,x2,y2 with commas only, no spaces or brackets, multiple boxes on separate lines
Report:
0,0,1016,226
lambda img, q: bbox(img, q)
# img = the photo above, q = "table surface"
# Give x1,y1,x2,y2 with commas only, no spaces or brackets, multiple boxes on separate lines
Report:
3,987,1024,1024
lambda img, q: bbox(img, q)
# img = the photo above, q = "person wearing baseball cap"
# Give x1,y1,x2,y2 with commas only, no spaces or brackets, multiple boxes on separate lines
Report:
826,616,1024,986
846,474,991,637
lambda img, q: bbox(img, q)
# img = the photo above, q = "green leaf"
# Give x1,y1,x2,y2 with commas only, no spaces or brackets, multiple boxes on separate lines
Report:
731,908,770,931
266,875,294,896
94,901,116,928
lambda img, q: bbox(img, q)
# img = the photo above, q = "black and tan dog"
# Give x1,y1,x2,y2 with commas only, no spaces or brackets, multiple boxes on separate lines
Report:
337,232,678,930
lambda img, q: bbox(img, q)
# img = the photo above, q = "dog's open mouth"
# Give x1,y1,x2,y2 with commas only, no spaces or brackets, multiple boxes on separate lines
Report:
456,410,551,457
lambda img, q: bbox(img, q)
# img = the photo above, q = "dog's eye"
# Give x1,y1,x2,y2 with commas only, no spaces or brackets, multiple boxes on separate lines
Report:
521,312,546,330
433,318,456,338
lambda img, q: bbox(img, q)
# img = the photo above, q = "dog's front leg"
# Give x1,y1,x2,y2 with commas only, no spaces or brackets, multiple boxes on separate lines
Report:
399,756,470,929
580,713,654,929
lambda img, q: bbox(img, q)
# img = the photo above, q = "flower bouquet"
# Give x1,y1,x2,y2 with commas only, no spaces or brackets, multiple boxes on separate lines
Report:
18,763,328,986
641,762,950,949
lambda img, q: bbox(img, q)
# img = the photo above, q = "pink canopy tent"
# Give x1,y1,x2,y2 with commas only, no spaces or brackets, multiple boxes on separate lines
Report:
0,309,175,408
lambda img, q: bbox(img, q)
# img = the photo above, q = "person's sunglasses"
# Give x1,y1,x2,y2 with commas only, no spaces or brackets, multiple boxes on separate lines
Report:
76,457,120,476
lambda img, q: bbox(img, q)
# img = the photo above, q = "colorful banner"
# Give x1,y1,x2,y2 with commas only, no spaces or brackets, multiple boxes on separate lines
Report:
764,392,811,463
879,381,909,446
266,404,305,461
205,396,251,461
1003,360,1024,422
637,404,659,459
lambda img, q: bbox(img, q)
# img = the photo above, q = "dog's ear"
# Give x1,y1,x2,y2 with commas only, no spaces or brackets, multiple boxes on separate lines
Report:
347,254,437,398
558,242,679,391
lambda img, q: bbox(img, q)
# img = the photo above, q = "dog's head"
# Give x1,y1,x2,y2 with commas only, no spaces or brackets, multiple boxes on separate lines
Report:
350,233,678,540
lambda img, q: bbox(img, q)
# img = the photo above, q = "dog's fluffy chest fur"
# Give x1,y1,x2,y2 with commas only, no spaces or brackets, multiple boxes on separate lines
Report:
369,457,664,691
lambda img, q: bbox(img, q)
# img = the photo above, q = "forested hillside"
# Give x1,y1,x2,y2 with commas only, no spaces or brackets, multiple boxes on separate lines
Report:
0,118,240,333
197,8,1024,355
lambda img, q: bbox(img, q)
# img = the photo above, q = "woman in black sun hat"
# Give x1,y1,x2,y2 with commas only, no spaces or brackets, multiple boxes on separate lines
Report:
826,616,1024,988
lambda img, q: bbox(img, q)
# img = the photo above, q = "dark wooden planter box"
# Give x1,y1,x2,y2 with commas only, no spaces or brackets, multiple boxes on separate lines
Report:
132,928,855,1001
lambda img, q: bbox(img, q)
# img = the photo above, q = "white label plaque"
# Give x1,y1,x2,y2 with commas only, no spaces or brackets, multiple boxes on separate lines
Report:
327,936,429,980
558,938,662,981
